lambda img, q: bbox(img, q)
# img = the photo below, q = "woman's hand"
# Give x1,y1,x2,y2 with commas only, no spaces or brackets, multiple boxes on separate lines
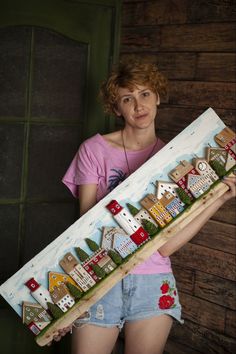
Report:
47,325,72,346
221,174,236,203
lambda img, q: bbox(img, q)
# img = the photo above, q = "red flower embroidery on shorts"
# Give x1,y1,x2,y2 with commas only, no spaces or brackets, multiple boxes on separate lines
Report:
160,282,169,294
159,295,175,309
158,280,177,309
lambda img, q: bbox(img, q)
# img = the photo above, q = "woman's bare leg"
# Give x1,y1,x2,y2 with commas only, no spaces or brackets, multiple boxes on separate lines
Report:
124,315,173,354
72,324,120,354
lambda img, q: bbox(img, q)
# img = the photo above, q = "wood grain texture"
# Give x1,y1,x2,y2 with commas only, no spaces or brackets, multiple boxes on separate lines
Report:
164,337,202,354
171,264,195,294
121,23,236,52
213,198,236,224
194,271,236,309
157,107,236,133
160,23,236,52
191,220,236,254
121,27,161,52
179,292,226,332
225,309,236,337
171,243,236,282
123,0,236,24
187,0,236,23
170,319,236,353
122,0,188,26
120,52,197,80
196,53,236,82
168,81,236,109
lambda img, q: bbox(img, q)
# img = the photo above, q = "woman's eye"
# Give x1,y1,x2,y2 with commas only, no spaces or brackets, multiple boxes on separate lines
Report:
143,91,150,97
123,97,131,104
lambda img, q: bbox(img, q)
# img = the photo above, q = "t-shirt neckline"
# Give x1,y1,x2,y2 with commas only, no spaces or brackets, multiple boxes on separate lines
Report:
96,133,158,155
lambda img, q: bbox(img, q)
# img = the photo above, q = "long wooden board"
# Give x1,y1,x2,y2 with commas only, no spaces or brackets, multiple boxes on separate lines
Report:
0,107,233,346
36,180,229,346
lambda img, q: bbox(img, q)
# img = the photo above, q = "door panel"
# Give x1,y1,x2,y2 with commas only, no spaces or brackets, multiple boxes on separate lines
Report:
0,26,30,117
0,1,120,353
31,28,87,120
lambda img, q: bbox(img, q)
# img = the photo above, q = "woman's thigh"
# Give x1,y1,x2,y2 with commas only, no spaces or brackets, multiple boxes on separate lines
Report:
72,324,119,354
124,314,173,354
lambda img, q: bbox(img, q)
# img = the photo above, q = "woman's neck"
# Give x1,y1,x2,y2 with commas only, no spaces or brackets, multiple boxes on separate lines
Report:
122,126,157,151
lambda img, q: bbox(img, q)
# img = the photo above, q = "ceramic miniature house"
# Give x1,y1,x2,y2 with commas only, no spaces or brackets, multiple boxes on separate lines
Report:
155,180,181,200
48,271,82,292
50,284,75,313
82,248,116,279
25,278,52,310
101,227,126,250
134,208,158,227
214,127,236,159
206,146,235,171
106,200,149,245
160,191,184,218
22,302,52,335
112,232,137,258
193,158,219,183
168,160,198,198
59,253,96,291
101,227,137,258
106,200,141,235
186,173,212,198
140,194,172,227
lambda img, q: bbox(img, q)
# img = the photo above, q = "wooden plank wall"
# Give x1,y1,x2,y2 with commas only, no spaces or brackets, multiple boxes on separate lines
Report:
119,1,236,353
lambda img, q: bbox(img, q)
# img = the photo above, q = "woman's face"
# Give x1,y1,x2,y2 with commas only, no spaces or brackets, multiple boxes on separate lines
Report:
114,84,159,130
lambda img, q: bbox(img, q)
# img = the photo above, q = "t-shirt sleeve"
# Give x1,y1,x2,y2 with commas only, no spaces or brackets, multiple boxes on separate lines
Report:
62,141,99,197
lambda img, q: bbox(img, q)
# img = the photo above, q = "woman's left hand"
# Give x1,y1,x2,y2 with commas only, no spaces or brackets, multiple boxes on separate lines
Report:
221,174,236,202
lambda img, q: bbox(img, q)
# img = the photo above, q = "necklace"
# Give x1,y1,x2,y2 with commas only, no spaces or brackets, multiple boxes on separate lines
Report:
121,129,158,176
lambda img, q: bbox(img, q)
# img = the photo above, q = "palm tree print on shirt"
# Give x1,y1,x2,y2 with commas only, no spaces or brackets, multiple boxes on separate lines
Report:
108,169,127,192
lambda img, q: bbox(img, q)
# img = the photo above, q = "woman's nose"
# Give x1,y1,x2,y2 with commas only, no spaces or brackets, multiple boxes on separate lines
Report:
134,98,142,111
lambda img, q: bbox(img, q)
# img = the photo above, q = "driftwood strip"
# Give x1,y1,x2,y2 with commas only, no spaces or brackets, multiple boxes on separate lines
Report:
36,180,229,346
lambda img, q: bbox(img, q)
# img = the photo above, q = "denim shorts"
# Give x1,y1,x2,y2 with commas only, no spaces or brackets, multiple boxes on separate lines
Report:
73,273,183,329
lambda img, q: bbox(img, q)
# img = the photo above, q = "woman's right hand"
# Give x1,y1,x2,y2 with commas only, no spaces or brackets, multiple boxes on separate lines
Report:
47,325,72,346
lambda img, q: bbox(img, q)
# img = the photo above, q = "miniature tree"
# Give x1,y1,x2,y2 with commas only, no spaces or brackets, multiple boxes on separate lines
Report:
66,282,83,300
209,159,227,177
90,264,106,279
176,187,192,205
47,302,64,319
108,249,123,265
126,203,139,216
75,247,89,262
85,238,100,252
142,219,158,237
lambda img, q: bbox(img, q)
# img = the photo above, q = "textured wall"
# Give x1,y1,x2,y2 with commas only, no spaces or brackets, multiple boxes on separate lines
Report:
119,1,236,352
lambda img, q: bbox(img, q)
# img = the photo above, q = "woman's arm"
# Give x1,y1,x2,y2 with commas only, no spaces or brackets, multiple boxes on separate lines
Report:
158,176,236,257
78,184,98,216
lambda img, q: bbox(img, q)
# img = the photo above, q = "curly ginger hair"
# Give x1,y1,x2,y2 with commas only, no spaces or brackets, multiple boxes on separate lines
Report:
99,59,168,116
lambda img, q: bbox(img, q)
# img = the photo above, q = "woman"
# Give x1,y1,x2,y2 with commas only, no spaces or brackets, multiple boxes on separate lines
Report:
59,60,236,354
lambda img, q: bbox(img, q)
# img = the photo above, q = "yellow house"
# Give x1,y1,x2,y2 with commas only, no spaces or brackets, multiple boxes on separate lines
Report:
140,194,172,227
48,271,82,292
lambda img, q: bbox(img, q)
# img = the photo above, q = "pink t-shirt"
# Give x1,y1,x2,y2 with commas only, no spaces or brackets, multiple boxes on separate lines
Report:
62,133,172,274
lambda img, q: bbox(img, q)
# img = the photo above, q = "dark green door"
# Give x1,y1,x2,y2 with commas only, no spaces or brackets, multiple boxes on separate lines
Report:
0,1,120,353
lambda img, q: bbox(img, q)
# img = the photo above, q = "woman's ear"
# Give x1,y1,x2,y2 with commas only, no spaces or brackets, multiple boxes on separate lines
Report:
113,107,122,117
156,93,160,106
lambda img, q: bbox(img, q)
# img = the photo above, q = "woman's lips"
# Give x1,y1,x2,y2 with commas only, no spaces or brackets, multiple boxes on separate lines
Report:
134,113,148,119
